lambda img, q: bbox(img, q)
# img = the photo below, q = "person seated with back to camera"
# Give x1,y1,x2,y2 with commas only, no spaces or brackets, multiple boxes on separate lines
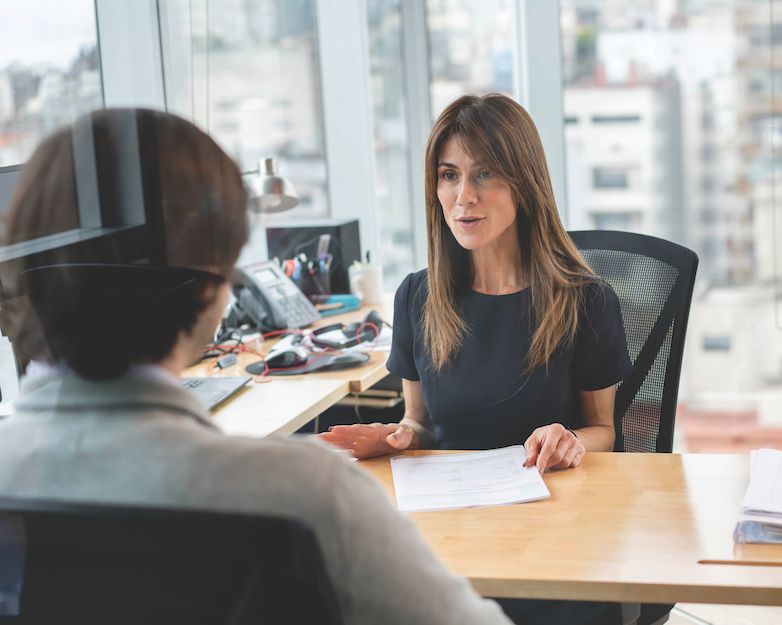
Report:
0,108,514,625
320,93,632,625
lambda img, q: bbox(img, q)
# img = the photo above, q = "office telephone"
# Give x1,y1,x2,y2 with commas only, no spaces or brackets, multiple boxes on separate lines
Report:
231,260,321,332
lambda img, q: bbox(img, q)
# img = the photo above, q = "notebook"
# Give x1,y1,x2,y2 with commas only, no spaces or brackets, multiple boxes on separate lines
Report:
180,376,251,411
734,448,782,544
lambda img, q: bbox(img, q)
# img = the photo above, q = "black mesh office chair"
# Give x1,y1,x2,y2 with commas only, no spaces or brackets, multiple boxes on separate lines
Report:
570,230,698,625
0,498,344,625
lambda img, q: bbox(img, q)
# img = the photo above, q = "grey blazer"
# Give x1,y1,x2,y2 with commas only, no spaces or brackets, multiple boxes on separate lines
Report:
0,370,511,625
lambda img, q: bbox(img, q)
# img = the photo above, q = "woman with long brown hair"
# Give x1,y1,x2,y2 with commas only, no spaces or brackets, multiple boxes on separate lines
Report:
322,93,630,475
321,91,630,625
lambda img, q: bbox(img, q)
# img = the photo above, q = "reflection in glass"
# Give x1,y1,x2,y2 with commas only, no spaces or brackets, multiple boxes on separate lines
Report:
0,109,248,374
0,515,24,616
0,0,103,168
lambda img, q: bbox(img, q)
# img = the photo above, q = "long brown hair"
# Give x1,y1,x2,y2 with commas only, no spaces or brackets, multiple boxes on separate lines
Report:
423,93,595,372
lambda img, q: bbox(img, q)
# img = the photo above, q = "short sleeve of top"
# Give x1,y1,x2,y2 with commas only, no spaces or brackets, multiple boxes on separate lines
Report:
386,270,631,450
385,272,421,381
573,281,632,391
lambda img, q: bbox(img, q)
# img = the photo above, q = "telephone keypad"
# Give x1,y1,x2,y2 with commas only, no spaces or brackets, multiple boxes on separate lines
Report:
283,295,320,328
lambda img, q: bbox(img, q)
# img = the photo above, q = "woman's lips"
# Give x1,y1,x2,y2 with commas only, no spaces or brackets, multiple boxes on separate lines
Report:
455,216,485,229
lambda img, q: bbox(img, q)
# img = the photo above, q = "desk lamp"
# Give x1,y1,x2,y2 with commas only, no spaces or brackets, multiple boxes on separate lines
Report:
245,157,299,214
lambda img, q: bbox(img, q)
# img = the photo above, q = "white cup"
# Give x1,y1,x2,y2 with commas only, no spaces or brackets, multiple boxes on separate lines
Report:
349,263,384,306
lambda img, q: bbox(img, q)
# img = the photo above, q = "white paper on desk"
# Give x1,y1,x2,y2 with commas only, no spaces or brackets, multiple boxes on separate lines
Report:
741,448,782,516
390,445,550,512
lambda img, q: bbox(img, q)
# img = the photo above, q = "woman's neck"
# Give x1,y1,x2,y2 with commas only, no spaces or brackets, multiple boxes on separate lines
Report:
470,241,526,296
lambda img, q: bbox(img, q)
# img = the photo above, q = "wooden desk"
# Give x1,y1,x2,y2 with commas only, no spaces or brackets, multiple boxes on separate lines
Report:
208,377,348,438
183,302,392,436
359,451,782,606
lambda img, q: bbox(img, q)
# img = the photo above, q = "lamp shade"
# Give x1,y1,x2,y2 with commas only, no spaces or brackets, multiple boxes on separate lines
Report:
247,157,299,214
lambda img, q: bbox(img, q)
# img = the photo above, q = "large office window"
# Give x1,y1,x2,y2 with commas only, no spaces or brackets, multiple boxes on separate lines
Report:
560,0,782,452
158,0,328,218
367,0,415,288
0,1,103,168
0,0,104,244
426,0,515,117
366,0,519,281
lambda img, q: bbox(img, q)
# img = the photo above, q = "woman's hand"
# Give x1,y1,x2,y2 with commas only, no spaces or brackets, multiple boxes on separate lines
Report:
523,423,585,472
318,422,416,459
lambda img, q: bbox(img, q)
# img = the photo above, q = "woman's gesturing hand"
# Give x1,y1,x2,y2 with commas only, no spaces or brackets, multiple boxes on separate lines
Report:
523,423,585,473
318,422,416,459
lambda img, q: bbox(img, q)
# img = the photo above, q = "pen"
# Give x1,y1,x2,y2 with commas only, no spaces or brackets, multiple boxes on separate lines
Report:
317,234,331,258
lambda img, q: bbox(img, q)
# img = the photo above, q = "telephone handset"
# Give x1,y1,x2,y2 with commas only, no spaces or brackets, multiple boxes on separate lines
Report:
232,260,321,332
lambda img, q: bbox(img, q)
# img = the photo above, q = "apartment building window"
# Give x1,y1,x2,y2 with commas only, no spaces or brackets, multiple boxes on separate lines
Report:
590,114,641,124
592,166,630,189
590,211,640,230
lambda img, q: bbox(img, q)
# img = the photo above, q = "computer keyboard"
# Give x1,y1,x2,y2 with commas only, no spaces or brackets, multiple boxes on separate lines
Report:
181,378,206,389
180,376,251,410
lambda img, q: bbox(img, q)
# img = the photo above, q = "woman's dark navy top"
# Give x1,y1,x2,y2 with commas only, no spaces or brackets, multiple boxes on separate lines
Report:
386,269,632,450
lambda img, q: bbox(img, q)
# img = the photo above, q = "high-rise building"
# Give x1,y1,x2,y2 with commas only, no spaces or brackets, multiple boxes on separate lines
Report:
565,79,685,242
593,8,744,285
735,1,782,285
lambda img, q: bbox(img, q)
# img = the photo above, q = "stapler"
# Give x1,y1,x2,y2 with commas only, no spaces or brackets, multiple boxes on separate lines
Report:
311,294,361,317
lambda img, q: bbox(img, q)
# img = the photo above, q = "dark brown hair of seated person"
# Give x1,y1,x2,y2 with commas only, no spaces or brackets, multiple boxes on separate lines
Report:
0,108,249,378
422,93,596,373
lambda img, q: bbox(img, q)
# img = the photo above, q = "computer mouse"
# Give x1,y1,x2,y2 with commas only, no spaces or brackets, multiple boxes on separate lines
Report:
265,345,308,369
319,352,370,370
257,350,370,376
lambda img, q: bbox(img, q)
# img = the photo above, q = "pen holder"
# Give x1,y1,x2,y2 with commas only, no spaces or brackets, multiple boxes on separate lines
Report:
294,271,331,298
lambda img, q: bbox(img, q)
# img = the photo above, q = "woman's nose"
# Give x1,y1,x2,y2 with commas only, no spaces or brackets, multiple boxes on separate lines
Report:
456,180,477,206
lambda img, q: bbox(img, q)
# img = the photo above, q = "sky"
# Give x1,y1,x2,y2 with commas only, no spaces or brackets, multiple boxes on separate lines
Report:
0,0,97,70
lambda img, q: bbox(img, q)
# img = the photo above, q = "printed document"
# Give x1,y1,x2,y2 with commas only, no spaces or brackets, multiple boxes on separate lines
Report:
390,445,550,512
734,448,782,543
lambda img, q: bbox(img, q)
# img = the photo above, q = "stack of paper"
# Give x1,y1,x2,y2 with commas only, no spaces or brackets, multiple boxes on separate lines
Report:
390,445,550,512
734,448,782,543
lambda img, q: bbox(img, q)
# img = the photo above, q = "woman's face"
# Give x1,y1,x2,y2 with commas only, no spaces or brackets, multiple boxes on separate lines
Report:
436,137,517,252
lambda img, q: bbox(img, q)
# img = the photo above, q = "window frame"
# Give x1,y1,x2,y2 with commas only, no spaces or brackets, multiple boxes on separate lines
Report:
315,0,379,266
0,0,165,269
513,0,568,223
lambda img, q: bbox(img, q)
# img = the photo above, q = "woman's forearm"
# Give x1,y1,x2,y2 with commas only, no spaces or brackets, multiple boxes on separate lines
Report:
572,424,615,452
577,387,617,452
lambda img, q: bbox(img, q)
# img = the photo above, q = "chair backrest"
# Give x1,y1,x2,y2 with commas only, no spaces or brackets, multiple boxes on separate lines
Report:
569,230,698,453
0,498,344,625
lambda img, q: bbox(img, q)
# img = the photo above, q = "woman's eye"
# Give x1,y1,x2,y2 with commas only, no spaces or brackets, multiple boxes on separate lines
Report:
477,170,493,180
440,170,457,181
